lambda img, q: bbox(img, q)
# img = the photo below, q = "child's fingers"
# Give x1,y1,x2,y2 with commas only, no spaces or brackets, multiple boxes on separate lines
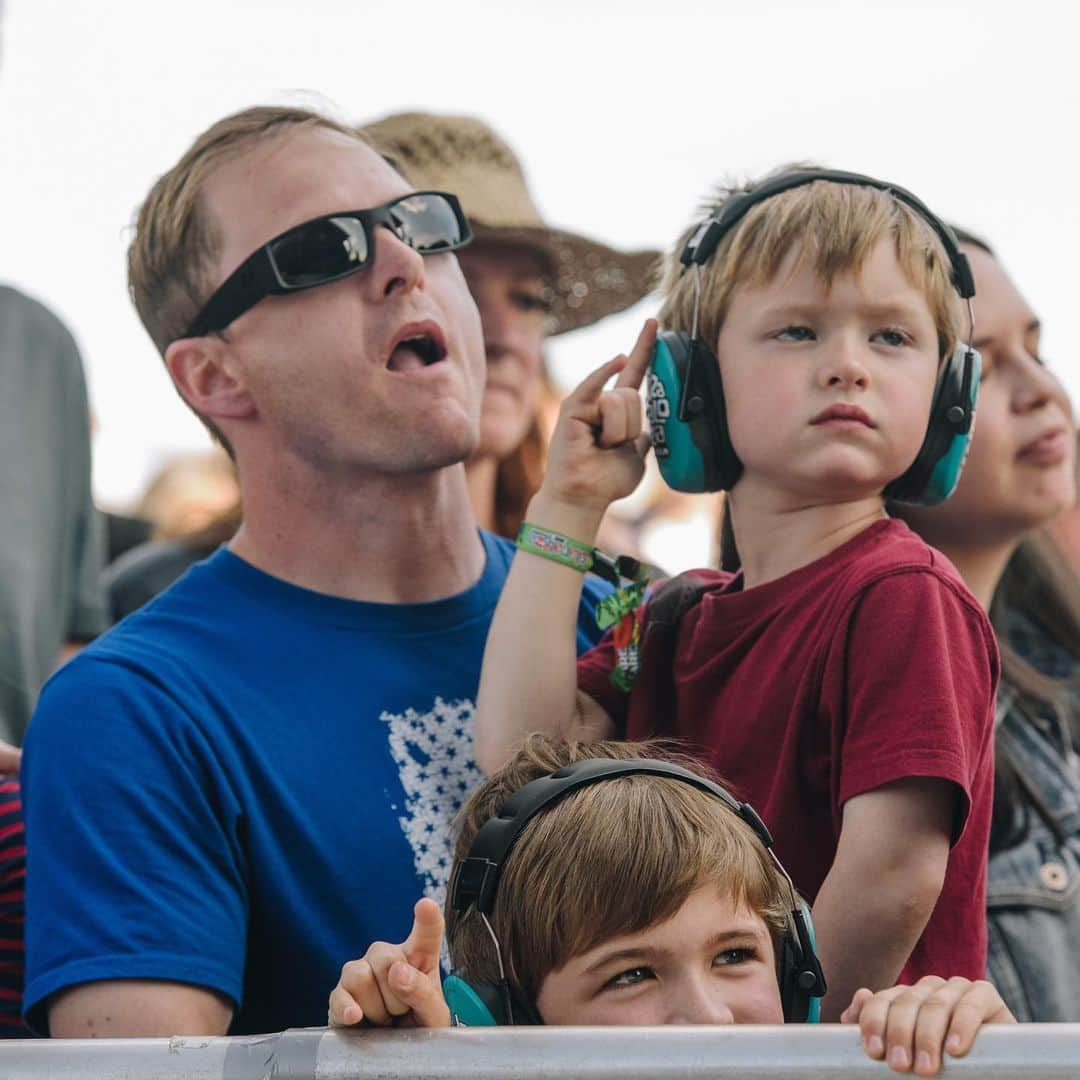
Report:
327,984,365,1027
402,898,445,976
614,319,658,391
939,979,1014,1060
388,960,452,1029
839,986,874,1025
331,958,393,1026
849,984,908,1062
363,941,411,1018
905,977,959,1077
873,976,948,1076
596,388,643,449
565,355,629,411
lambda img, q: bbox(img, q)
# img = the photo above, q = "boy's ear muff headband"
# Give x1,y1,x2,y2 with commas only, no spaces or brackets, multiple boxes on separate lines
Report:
646,168,981,504
444,757,827,1026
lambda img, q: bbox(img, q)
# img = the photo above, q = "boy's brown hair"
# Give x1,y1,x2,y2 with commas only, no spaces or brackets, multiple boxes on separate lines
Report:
126,105,373,450
657,167,965,364
446,735,792,1005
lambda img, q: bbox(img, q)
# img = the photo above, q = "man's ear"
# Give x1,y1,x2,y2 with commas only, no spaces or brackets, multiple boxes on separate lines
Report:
165,337,255,423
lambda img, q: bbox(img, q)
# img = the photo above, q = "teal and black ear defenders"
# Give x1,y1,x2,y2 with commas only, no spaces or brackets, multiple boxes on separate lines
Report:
443,757,827,1026
646,168,982,504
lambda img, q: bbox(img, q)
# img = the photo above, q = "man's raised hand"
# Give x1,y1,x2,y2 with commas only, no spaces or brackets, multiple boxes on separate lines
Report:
328,898,450,1029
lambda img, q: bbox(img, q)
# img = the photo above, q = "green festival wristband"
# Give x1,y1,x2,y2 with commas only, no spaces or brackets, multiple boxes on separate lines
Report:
516,522,595,573
515,522,649,600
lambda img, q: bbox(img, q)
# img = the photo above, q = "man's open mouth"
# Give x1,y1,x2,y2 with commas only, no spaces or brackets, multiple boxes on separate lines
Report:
387,324,448,372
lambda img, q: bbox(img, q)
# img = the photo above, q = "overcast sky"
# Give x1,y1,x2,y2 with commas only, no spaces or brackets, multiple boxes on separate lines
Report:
1,0,1077,508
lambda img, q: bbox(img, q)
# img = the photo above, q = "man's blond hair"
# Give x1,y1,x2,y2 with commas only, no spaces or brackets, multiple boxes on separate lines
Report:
127,105,371,449
657,169,964,363
446,735,792,1005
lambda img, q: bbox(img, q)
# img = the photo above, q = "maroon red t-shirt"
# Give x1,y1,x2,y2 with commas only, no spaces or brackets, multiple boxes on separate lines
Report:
577,518,998,983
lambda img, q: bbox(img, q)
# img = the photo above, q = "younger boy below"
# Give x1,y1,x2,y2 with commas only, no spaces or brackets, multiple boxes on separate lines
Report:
328,738,1014,1078
473,172,999,1019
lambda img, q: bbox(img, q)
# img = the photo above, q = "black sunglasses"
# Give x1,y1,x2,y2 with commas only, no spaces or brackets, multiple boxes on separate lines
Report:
183,190,472,339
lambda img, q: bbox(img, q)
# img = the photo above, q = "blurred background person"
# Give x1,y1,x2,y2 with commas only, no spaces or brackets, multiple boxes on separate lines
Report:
363,112,659,542
131,448,239,543
895,229,1080,1021
104,450,240,622
1048,435,1080,573
0,2,106,745
0,287,105,742
89,411,152,565
0,2,95,1033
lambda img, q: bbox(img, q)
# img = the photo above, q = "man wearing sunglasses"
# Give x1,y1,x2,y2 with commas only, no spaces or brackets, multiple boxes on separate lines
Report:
21,106,611,1038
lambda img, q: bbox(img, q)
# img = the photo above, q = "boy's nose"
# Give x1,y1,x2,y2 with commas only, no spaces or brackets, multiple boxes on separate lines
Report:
820,337,870,391
665,978,736,1025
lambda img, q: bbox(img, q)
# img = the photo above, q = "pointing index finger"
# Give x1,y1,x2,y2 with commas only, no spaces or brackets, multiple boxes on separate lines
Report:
614,319,658,391
403,897,445,975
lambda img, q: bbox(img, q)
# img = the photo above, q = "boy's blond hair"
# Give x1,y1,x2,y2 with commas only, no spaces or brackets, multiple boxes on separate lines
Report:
446,735,792,1005
127,105,374,450
657,168,964,364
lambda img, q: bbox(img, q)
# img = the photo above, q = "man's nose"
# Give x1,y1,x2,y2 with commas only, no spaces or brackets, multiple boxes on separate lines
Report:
665,978,736,1025
365,224,426,299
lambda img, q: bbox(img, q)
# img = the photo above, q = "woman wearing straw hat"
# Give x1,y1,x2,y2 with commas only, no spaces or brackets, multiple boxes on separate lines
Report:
363,112,659,539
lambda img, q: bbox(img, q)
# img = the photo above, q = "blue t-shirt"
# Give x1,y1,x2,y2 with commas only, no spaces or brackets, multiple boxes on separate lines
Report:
23,531,610,1034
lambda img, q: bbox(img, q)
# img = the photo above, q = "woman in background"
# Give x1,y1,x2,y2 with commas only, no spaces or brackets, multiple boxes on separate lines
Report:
896,229,1080,1020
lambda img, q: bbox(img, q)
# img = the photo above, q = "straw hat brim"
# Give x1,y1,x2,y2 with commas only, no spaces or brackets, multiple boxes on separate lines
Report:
471,222,660,336
361,112,661,336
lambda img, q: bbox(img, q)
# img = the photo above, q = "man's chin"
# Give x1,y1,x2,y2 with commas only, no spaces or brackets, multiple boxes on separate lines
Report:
399,427,480,474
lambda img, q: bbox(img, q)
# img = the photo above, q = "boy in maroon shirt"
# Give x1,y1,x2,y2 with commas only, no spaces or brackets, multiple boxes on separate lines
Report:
474,170,998,1021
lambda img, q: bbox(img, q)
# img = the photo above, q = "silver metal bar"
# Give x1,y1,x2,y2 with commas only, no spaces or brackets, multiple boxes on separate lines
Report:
0,1025,1077,1079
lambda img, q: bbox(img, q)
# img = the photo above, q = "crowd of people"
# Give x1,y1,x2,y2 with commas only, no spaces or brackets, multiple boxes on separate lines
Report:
2,76,1079,1080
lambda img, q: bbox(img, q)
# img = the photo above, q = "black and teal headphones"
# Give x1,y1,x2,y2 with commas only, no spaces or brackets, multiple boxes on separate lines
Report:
646,168,981,504
443,757,827,1026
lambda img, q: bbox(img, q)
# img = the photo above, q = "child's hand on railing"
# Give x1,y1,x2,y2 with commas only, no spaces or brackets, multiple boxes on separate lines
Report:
842,975,1015,1076
328,898,450,1029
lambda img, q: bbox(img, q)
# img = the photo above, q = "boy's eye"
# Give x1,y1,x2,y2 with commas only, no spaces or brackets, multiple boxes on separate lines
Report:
776,325,815,342
605,965,654,989
872,328,911,347
714,946,758,967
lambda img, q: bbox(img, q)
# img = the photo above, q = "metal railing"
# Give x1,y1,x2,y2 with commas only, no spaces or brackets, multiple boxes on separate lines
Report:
0,1024,1077,1078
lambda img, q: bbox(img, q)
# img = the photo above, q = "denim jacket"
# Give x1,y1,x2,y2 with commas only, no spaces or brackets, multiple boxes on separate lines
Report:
986,616,1080,1021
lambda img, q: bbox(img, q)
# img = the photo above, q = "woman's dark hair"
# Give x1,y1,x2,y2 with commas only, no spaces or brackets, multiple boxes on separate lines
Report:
989,532,1080,848
949,223,1080,847
493,415,546,540
490,368,559,540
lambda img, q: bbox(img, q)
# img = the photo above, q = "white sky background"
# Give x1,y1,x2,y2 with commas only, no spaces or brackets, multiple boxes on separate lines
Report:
1,0,1077,510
